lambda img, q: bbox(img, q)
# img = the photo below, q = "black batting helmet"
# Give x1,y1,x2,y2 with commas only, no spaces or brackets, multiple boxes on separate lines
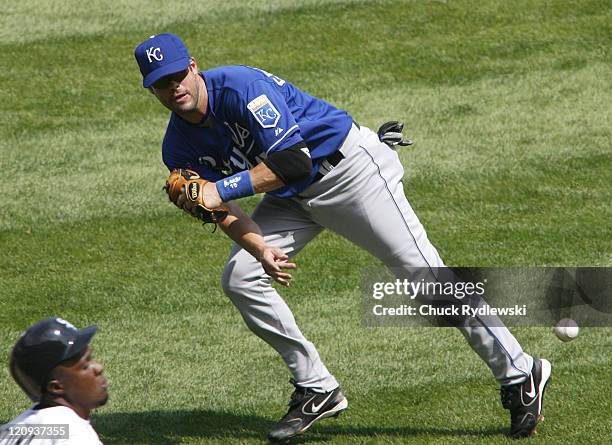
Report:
10,317,97,401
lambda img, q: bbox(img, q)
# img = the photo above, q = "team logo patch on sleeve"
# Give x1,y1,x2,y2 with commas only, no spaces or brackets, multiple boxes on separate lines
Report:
247,94,281,128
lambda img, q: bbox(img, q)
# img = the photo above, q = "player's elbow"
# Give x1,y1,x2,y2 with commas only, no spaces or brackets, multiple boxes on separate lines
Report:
263,142,313,184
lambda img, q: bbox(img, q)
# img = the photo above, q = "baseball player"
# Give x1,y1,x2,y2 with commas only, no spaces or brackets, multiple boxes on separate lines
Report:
135,33,551,441
0,318,108,445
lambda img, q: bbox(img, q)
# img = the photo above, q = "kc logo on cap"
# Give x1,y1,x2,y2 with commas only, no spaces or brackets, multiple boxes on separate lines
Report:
146,47,164,63
134,33,191,88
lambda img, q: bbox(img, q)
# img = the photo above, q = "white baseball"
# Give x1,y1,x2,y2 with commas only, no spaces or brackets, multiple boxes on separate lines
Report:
554,318,579,342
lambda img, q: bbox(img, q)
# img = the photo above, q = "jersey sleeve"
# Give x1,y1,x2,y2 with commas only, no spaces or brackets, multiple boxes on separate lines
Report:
229,80,304,155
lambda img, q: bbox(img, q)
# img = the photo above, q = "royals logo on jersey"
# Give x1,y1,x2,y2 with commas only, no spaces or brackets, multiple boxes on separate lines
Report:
247,95,281,128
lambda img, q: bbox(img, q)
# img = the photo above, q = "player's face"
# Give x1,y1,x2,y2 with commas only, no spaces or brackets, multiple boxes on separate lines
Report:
150,58,203,116
54,347,109,416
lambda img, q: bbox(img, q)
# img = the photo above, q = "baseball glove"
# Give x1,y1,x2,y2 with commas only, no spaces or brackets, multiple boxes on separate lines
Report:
164,168,229,225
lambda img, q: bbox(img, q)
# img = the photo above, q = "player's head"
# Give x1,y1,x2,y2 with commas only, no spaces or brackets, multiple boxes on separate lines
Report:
10,317,109,417
134,33,205,116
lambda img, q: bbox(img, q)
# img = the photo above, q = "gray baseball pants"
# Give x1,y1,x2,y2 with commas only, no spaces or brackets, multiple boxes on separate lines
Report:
221,124,533,391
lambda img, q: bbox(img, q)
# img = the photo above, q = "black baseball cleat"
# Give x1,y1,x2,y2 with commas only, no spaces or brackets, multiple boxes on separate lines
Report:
500,358,552,438
268,379,348,442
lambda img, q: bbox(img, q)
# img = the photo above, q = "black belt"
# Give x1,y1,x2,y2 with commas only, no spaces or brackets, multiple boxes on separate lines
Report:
313,150,344,182
312,120,359,182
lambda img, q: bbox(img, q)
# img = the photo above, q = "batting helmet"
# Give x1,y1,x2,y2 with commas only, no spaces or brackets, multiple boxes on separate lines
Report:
10,317,97,401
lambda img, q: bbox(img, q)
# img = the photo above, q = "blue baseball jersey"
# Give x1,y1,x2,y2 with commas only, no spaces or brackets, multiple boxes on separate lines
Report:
162,65,353,198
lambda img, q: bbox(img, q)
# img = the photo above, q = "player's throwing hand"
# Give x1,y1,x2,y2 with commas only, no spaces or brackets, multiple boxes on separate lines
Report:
259,246,297,286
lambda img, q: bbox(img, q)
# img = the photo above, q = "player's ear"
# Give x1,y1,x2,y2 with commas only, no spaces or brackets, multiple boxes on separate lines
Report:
189,57,198,71
45,378,65,397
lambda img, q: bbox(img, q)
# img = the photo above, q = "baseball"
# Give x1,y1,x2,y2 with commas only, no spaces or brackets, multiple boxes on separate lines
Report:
554,318,579,342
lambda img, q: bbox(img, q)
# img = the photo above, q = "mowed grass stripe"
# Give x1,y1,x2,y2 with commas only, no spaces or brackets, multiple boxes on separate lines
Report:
0,0,364,44
2,1,609,134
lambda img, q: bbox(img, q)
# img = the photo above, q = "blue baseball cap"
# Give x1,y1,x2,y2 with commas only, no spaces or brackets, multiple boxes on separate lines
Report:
135,33,191,88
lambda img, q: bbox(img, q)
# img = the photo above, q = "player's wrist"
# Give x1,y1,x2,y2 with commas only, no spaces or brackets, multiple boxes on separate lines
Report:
255,244,274,262
216,171,255,202
254,246,266,263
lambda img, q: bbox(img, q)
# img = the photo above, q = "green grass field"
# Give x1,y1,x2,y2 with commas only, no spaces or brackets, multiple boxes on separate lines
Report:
1,0,611,443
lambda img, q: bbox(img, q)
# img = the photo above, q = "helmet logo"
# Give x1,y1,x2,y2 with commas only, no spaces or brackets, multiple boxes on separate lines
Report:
55,318,77,331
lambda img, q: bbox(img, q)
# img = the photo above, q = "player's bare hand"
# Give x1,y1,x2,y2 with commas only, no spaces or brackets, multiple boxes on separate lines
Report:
259,246,297,286
203,181,223,209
